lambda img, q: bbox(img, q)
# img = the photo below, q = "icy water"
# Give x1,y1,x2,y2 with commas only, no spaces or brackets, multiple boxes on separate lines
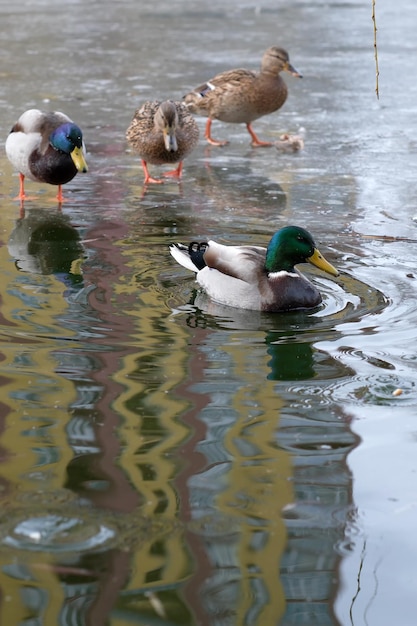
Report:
0,1,416,625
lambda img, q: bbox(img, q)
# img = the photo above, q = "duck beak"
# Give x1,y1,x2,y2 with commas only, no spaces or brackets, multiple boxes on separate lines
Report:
71,146,88,173
163,127,178,152
285,62,303,78
307,248,339,277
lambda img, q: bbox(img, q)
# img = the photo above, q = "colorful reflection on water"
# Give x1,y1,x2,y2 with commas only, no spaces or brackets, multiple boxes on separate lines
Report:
0,1,416,625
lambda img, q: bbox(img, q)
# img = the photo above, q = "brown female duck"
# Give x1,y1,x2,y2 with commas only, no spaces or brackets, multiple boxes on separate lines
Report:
183,46,302,147
126,100,199,184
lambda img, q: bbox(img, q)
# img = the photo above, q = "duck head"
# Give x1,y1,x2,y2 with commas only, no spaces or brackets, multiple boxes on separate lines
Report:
262,47,303,78
155,101,179,153
265,225,339,276
49,123,88,172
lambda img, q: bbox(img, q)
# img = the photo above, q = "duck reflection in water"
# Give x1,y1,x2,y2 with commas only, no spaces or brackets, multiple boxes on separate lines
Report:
179,296,353,382
267,334,315,381
8,208,85,289
182,303,318,379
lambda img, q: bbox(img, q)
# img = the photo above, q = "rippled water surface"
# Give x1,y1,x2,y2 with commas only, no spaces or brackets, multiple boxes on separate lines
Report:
0,1,416,625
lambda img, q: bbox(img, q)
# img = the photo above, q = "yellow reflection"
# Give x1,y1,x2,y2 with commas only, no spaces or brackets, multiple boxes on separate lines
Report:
0,190,296,624
0,196,82,624
216,341,294,624
111,298,193,589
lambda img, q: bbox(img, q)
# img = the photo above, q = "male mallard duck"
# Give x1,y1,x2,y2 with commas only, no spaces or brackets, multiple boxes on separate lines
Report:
183,46,302,147
5,109,88,202
126,100,199,184
170,226,339,312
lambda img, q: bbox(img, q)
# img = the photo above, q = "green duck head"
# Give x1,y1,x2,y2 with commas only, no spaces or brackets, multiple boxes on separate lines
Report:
49,123,88,172
265,225,339,276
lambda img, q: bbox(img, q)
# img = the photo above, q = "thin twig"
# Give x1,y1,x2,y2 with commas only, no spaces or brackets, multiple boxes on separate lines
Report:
372,0,379,98
350,539,367,625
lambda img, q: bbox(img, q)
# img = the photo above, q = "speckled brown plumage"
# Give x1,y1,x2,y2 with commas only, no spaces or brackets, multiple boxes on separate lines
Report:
126,100,199,184
183,47,302,146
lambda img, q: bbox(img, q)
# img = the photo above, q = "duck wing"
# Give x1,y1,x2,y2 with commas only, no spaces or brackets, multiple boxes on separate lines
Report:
204,240,266,283
184,69,257,116
199,68,256,94
126,101,159,145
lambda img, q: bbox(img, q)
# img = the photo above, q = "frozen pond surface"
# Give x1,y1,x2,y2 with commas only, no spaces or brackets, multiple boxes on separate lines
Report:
0,1,416,625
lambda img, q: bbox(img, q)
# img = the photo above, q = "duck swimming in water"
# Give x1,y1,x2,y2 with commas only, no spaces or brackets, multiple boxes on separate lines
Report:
170,226,339,312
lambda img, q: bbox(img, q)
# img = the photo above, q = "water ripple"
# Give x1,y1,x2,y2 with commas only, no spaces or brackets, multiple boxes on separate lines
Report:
325,374,416,407
0,491,178,556
2,514,115,553
170,269,388,336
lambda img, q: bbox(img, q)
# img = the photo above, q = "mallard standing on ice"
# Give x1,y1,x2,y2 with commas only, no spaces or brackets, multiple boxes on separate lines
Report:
5,109,88,202
170,226,339,312
126,100,199,184
183,46,302,147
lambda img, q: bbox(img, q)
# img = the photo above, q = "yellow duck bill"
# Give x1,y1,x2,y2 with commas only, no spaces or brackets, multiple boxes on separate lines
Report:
307,248,339,277
70,146,88,172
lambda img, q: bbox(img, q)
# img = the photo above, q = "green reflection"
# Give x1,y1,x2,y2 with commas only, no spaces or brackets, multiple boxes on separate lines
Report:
267,338,315,380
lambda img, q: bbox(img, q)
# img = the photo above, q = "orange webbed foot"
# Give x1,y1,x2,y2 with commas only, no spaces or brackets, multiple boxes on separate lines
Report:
204,119,229,147
163,162,183,180
144,176,164,184
205,137,229,147
141,160,164,184
246,123,272,147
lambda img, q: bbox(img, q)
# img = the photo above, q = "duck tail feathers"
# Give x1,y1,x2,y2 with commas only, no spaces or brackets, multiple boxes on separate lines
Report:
170,243,199,273
170,241,208,273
